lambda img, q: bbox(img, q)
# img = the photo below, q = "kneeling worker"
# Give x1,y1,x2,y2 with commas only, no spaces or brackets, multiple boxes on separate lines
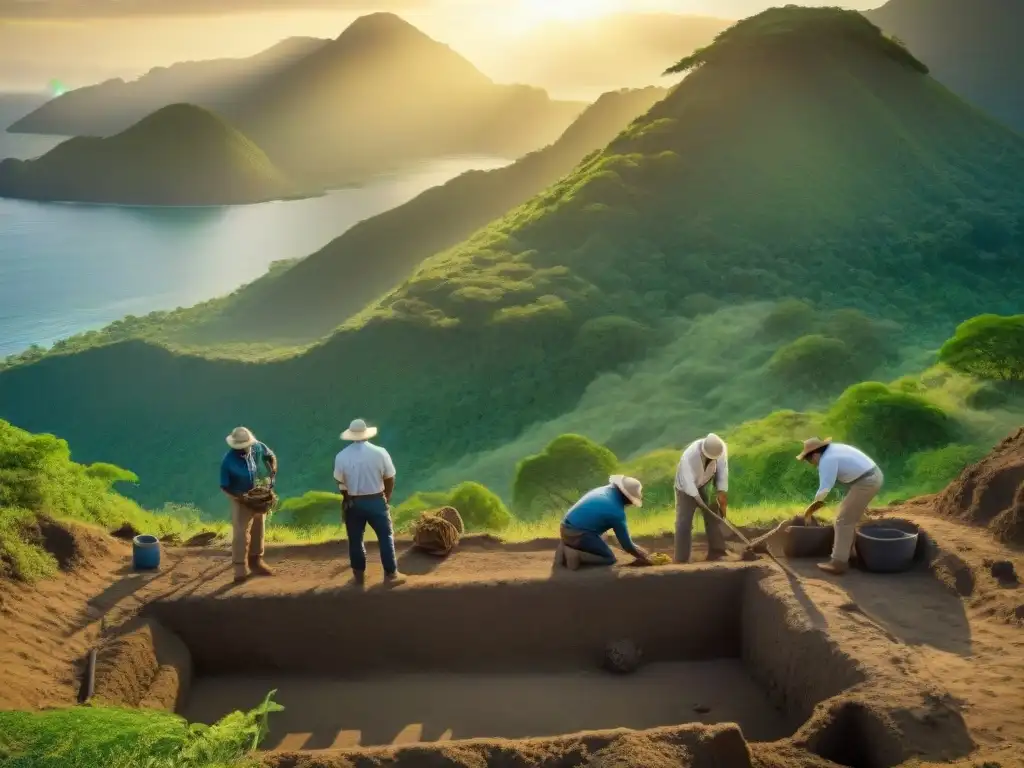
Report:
797,437,884,575
556,475,652,570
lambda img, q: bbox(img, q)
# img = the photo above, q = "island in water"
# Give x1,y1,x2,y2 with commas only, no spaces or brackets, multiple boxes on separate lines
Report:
0,102,309,206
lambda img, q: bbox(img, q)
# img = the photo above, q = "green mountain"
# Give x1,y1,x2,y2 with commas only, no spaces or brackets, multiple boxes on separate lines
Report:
76,86,667,348
5,37,327,138
1,7,1022,514
866,0,1024,133
0,103,301,206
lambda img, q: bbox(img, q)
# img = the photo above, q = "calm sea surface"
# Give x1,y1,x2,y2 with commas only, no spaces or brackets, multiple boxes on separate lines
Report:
0,109,508,357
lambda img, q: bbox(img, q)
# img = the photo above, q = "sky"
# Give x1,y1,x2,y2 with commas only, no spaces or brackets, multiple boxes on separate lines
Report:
0,0,883,91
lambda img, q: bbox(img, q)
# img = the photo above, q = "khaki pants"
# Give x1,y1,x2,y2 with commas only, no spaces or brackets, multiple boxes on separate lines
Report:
675,485,726,564
231,497,265,565
832,469,884,563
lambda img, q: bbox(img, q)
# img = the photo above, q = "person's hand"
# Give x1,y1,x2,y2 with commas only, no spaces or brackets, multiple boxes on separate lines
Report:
716,491,728,518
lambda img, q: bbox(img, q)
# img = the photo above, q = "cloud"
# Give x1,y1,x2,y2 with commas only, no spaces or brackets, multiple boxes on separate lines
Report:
0,0,428,19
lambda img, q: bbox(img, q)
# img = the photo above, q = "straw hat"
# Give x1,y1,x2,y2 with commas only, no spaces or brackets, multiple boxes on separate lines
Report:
701,433,726,460
226,426,257,450
797,437,833,461
609,475,643,508
341,418,378,441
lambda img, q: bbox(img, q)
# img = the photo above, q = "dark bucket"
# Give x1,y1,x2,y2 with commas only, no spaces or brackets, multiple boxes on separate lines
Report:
132,534,161,571
855,525,918,573
782,523,835,558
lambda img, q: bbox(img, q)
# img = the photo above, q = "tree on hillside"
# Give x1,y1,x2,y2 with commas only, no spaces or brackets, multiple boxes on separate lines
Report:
766,334,855,393
825,382,954,462
938,314,1024,382
448,482,511,531
512,434,618,518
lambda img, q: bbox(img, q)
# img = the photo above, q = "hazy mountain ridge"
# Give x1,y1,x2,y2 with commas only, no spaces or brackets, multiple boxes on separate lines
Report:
0,8,1021,513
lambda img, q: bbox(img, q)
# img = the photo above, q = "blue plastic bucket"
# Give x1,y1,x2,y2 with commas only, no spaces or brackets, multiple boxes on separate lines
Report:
855,526,918,573
132,534,161,570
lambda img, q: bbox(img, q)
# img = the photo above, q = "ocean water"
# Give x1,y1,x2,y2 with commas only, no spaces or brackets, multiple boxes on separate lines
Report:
0,116,509,357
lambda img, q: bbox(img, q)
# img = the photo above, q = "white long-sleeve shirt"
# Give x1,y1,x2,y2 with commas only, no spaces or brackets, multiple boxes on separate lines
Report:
674,438,729,497
814,443,877,502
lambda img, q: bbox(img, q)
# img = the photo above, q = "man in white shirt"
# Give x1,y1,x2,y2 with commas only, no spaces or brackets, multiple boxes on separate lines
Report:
674,433,730,563
797,437,884,575
333,418,406,585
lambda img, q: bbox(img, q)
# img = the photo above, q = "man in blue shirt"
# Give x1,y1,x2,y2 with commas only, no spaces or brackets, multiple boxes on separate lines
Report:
221,426,278,583
556,475,652,570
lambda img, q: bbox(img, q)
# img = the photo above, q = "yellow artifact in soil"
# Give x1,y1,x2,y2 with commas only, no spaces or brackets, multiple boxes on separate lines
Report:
647,553,672,566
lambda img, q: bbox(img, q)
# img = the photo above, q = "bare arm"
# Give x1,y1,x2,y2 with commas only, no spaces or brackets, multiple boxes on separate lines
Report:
383,476,395,504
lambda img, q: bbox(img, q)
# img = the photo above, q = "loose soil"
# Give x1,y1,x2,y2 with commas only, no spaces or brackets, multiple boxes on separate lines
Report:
2,477,1023,768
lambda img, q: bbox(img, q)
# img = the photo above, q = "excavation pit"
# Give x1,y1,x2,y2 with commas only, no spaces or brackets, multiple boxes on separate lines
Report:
111,562,970,766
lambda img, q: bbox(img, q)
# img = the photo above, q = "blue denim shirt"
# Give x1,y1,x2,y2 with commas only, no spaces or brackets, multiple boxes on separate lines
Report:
562,485,637,553
220,442,275,495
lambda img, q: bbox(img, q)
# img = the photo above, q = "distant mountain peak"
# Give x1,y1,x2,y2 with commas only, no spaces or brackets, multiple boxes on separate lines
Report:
337,11,425,43
665,6,928,76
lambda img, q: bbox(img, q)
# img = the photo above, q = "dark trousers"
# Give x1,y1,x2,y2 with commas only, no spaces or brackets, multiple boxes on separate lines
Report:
345,495,398,574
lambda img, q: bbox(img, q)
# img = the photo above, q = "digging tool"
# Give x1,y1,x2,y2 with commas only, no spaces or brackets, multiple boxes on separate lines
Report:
699,505,788,570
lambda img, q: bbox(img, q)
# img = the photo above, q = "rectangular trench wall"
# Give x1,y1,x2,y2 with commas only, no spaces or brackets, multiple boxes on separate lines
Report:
741,570,866,725
147,568,747,676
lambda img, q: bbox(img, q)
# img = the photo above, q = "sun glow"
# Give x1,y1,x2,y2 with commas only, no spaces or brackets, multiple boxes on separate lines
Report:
513,0,624,26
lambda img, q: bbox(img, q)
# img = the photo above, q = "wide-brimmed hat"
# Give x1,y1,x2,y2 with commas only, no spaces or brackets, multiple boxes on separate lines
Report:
701,433,726,460
341,418,377,441
226,426,257,450
609,475,643,507
797,437,833,461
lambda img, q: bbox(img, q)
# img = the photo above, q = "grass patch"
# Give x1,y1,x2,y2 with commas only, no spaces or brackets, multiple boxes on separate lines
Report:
0,691,282,768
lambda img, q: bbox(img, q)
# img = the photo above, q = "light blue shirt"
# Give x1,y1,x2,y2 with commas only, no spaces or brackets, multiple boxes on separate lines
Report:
815,443,877,501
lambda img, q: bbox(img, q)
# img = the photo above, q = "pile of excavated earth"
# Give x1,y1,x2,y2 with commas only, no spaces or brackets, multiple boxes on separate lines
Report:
1,430,1022,768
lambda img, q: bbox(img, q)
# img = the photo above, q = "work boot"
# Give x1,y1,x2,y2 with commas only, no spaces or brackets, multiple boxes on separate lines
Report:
564,546,582,571
248,556,273,576
351,570,366,587
553,542,566,568
817,559,849,576
233,563,249,583
384,571,407,586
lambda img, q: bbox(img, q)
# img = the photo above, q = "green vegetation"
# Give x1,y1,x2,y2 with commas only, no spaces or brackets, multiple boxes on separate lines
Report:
939,314,1024,382
1,7,1022,516
0,419,193,581
512,434,618,518
448,482,512,531
274,490,342,529
0,691,281,768
0,103,303,206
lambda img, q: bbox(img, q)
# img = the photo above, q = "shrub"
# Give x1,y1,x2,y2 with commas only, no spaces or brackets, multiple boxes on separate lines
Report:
939,314,1024,382
276,491,342,529
766,334,854,392
391,490,451,532
900,444,988,497
573,315,651,366
726,442,817,506
762,299,815,338
825,382,955,462
448,482,512,531
512,434,618,518
823,308,896,363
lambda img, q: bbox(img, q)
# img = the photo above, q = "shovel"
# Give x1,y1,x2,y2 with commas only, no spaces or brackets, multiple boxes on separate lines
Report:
700,505,789,571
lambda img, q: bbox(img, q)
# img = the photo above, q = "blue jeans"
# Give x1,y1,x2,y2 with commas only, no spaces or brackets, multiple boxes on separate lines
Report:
560,525,617,564
345,495,398,574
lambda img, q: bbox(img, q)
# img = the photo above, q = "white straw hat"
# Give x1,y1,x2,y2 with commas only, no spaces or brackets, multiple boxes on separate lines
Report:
701,433,725,460
609,475,643,507
226,426,257,450
797,437,833,461
341,418,378,441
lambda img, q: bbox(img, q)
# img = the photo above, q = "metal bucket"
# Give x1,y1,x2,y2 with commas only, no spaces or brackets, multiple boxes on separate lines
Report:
855,525,918,573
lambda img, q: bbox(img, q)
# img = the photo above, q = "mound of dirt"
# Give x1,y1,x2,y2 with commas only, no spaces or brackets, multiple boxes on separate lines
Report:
935,428,1024,545
22,517,118,573
91,617,192,711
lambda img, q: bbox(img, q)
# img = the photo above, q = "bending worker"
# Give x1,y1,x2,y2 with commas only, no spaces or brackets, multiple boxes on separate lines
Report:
556,475,652,570
220,426,277,583
674,433,729,563
797,437,883,575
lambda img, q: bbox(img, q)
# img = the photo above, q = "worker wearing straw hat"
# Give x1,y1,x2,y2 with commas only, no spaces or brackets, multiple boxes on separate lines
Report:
555,475,653,570
797,437,884,575
221,426,277,583
674,433,730,563
333,419,406,585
